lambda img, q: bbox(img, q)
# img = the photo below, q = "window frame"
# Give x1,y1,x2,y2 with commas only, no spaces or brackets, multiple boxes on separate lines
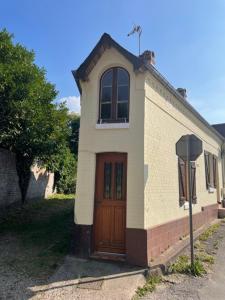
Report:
98,67,130,123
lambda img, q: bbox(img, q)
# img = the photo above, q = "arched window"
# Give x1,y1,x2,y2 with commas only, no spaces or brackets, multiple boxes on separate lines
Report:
99,67,129,123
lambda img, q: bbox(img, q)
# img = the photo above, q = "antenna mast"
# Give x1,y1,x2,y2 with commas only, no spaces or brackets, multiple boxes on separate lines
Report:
127,25,142,55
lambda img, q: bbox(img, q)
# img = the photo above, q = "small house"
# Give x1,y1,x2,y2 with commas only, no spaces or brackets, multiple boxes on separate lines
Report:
72,33,225,267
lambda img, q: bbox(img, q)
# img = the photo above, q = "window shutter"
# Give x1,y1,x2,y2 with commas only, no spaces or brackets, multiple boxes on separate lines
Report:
191,162,197,204
204,151,210,189
213,156,217,188
178,158,187,206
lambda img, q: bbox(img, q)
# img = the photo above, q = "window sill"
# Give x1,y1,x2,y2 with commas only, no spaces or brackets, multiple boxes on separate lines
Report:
96,123,129,129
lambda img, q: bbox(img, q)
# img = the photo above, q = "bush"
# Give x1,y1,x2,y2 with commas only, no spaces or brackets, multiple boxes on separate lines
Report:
47,146,77,194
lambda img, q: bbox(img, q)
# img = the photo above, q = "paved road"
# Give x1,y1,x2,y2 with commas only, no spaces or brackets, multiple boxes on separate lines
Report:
143,223,225,300
198,231,225,300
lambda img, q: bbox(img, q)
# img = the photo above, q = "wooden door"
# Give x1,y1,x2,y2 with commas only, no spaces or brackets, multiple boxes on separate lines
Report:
93,153,127,254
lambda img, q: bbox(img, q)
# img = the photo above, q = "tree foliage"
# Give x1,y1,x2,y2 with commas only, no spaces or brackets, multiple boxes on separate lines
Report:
68,113,80,156
47,146,77,194
0,29,71,200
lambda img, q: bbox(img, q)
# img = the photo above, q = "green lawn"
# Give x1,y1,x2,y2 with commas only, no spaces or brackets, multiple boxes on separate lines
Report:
0,194,74,280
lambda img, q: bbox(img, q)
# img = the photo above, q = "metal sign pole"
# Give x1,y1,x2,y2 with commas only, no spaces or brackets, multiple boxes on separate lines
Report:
187,137,194,269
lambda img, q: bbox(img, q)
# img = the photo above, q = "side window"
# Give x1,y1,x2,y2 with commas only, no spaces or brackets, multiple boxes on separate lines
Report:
99,67,129,123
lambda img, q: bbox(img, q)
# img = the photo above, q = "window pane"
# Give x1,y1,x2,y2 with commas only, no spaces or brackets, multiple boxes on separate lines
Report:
117,103,128,119
101,103,111,119
118,86,129,101
101,86,112,103
102,69,113,86
115,163,123,200
104,162,112,199
118,68,129,85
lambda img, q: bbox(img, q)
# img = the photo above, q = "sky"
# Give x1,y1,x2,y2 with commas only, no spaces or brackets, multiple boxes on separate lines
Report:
1,0,225,124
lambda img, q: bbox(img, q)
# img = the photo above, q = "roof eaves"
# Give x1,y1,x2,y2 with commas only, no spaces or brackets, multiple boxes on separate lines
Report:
145,63,225,142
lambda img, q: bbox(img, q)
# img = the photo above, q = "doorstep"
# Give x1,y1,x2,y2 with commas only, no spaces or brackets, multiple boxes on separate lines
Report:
90,251,126,263
148,218,221,275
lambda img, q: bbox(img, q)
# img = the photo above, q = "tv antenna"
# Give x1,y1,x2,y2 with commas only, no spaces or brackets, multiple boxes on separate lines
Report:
127,25,142,55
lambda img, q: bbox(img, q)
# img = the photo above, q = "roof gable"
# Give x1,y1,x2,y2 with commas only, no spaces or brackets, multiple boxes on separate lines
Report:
72,33,224,142
72,33,143,93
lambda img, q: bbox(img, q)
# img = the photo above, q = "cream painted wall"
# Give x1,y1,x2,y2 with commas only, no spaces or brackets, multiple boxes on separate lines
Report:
75,46,224,231
75,47,145,229
144,73,223,229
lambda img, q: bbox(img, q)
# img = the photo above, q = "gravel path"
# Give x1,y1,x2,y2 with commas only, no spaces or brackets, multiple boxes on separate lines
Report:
0,234,41,300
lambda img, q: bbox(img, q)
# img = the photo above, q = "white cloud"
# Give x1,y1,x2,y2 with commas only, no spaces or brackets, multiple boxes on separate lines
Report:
56,96,80,114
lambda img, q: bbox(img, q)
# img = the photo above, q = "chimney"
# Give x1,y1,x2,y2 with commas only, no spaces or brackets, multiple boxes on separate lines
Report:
177,88,187,99
139,50,155,65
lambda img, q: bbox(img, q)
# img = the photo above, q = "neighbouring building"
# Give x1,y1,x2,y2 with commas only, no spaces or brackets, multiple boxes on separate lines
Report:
0,148,54,209
72,33,225,267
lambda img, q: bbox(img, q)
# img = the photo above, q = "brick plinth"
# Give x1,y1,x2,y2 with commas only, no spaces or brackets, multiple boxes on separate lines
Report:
147,203,218,262
126,203,218,267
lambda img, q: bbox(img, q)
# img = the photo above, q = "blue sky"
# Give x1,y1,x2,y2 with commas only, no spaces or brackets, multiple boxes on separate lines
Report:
1,0,225,124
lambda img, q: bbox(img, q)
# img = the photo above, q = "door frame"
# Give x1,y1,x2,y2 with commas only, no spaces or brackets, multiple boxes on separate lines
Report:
92,152,127,256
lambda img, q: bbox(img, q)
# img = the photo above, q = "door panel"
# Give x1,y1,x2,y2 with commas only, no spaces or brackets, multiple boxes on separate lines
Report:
93,153,127,254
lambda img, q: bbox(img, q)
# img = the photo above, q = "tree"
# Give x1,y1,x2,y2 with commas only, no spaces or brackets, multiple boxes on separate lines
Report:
0,29,70,202
68,113,80,156
47,146,77,194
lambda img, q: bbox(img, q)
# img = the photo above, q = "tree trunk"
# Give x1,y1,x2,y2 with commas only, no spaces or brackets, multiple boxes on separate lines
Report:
15,153,32,204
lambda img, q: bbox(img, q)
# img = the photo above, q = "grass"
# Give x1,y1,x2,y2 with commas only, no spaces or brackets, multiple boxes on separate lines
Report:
169,223,222,278
135,275,162,298
196,253,214,265
199,223,220,241
213,241,219,249
0,194,74,279
169,255,206,276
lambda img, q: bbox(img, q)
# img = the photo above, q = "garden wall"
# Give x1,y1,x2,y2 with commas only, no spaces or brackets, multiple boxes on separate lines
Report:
0,148,54,208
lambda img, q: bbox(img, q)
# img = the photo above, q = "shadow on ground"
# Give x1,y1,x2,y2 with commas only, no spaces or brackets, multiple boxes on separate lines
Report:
26,256,145,300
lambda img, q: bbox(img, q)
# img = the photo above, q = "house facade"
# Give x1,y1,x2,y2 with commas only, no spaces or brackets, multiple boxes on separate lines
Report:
73,33,225,267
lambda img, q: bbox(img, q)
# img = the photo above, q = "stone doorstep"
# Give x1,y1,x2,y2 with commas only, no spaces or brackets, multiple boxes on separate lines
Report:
80,269,147,282
148,218,222,275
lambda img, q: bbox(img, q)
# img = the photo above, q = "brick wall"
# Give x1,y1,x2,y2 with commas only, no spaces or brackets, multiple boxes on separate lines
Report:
0,148,54,208
147,203,218,261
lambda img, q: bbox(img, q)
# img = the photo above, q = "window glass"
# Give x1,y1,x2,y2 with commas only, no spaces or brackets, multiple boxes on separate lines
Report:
115,163,123,199
102,69,113,86
118,86,129,101
117,103,128,120
101,103,111,119
99,67,129,122
104,162,112,198
117,68,129,85
101,86,112,103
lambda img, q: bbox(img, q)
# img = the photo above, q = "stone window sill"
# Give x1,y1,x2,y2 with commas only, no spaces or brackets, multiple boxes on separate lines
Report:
96,123,129,129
